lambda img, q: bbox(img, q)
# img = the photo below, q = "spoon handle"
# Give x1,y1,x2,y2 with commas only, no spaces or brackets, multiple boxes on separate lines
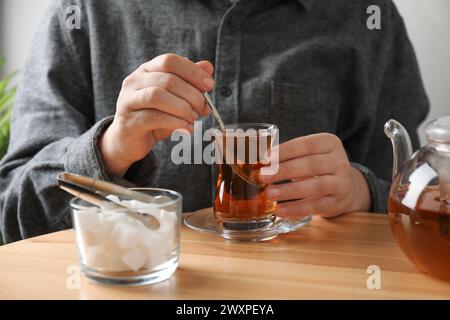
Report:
203,92,226,131
203,92,265,188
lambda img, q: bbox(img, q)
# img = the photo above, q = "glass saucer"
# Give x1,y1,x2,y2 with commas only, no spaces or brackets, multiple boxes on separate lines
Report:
183,208,312,242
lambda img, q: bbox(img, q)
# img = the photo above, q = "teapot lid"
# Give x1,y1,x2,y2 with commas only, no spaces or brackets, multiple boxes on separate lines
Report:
425,116,450,144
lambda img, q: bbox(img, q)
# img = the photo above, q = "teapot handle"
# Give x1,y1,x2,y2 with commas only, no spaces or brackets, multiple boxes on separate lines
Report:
384,119,413,180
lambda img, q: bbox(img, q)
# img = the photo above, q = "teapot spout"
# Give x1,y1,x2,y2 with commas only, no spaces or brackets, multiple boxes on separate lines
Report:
384,119,413,180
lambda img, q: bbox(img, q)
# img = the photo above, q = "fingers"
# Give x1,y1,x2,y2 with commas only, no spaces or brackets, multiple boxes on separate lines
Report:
126,72,207,115
124,86,198,123
260,133,349,184
140,53,215,92
107,54,214,174
195,61,215,114
153,128,189,142
267,175,341,201
129,108,194,133
260,153,338,183
278,133,341,163
276,196,336,218
257,133,353,218
196,60,214,76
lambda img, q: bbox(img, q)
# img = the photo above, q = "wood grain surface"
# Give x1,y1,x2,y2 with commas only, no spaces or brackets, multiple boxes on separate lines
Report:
1,208,449,299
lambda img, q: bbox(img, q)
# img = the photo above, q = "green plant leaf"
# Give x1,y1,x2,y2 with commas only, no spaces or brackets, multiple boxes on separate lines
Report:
0,103,12,120
0,131,10,159
0,99,13,127
0,70,18,96
0,117,11,139
0,59,16,162
0,86,17,114
0,89,15,109
0,112,11,159
0,105,13,131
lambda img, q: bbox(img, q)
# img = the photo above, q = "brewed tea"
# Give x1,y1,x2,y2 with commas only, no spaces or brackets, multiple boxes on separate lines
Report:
388,185,450,281
213,125,277,231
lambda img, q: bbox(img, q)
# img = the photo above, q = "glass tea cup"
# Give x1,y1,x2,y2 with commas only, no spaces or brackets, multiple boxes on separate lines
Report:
212,123,279,236
70,188,182,286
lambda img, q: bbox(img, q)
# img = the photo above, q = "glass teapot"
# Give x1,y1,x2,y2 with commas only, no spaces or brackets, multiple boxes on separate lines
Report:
384,116,450,281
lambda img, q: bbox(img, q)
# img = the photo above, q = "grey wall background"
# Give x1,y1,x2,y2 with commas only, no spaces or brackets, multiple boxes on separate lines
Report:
1,0,449,144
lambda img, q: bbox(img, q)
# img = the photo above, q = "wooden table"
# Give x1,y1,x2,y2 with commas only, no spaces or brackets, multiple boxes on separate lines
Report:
1,208,449,299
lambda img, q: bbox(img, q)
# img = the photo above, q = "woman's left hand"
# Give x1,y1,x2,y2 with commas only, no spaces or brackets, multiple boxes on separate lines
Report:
260,133,371,218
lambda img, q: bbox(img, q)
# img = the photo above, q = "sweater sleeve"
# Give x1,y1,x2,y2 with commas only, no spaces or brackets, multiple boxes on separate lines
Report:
0,2,157,243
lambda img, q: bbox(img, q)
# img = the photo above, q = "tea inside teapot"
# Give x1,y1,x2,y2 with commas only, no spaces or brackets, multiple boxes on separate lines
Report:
385,117,450,281
389,185,450,280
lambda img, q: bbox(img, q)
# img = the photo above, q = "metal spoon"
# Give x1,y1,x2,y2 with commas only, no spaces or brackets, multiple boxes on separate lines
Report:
203,92,264,187
203,92,226,131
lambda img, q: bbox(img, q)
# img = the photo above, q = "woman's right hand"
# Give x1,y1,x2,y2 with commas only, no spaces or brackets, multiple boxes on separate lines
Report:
99,54,215,177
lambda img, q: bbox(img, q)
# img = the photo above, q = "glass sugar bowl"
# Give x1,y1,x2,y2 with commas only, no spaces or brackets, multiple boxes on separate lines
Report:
70,188,182,286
